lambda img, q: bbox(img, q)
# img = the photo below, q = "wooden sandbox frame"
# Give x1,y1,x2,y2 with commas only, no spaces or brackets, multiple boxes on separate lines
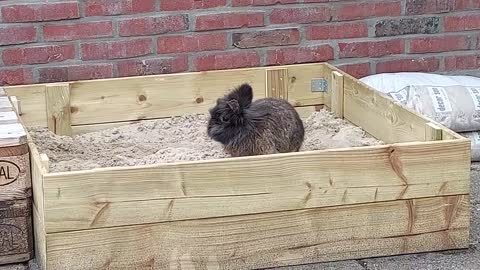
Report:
3,63,471,269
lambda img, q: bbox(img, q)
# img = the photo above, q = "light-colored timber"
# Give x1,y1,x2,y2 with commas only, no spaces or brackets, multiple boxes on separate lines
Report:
1,62,471,270
0,94,34,265
44,195,469,270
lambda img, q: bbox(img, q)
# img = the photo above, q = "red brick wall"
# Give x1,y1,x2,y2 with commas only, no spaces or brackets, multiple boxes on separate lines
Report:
0,0,479,86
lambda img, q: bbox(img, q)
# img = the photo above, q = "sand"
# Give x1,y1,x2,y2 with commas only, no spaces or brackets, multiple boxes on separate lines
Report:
28,109,383,173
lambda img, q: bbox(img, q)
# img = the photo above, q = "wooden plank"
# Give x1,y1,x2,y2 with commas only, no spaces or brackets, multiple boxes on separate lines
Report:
0,96,13,112
0,111,19,125
70,105,322,135
9,96,22,115
285,64,326,106
46,83,72,136
44,195,469,270
0,199,34,265
425,122,443,141
69,69,267,126
4,85,47,128
330,71,344,118
323,63,465,143
266,68,288,100
0,123,27,147
30,141,47,270
341,73,431,143
0,144,31,201
42,139,470,232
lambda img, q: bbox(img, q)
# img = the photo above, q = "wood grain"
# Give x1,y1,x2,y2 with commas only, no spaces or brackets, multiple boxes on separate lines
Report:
0,111,19,125
425,122,443,141
70,105,322,135
30,140,47,270
0,199,34,265
330,71,344,118
42,139,470,232
0,145,31,201
44,195,469,270
342,74,434,143
4,85,47,128
0,96,13,112
46,83,72,136
69,69,266,126
0,123,27,148
266,68,288,100
9,96,21,115
322,63,466,143
285,64,326,106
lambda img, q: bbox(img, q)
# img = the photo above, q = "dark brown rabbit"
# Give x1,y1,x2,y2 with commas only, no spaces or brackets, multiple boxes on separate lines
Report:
207,83,305,157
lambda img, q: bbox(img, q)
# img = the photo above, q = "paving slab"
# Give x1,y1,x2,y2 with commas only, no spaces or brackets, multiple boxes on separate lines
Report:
273,260,364,270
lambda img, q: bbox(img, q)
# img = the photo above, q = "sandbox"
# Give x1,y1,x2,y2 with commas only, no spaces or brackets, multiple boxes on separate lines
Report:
2,63,472,270
28,110,382,173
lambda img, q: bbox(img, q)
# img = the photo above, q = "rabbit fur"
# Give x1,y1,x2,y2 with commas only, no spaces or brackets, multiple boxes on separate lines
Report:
207,83,305,157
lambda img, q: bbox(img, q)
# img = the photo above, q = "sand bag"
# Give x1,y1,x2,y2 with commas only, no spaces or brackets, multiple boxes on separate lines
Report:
386,85,480,133
360,72,480,93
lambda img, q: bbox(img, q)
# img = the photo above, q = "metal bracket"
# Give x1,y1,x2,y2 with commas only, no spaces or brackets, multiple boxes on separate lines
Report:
311,78,328,92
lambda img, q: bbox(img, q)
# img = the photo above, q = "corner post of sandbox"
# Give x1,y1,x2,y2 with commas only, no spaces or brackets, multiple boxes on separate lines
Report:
0,87,34,265
266,68,289,100
326,71,345,119
425,122,443,141
45,83,72,136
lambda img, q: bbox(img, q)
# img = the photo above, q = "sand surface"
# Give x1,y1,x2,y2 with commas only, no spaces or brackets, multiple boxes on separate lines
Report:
29,109,383,173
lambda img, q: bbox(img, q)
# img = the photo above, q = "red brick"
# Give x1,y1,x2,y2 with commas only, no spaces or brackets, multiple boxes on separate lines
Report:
1,2,79,23
85,0,155,16
410,35,470,54
2,44,75,66
81,38,152,60
161,0,226,11
405,0,454,15
0,69,33,86
194,52,260,71
444,54,480,71
376,57,440,73
38,64,114,83
0,26,36,46
339,40,404,58
455,0,480,10
117,56,188,77
43,21,113,41
232,0,297,6
195,12,264,31
336,2,401,21
158,33,227,54
337,63,370,79
119,15,188,36
445,15,480,31
233,28,300,48
270,7,330,24
306,22,368,40
267,45,334,65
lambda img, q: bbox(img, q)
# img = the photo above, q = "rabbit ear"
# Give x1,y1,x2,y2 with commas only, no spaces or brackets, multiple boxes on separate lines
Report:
226,99,240,113
229,83,253,108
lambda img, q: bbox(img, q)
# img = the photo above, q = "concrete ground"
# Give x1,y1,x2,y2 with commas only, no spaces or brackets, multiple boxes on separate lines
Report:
2,164,480,270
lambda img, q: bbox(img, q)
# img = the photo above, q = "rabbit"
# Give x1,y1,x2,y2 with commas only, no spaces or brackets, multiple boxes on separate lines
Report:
207,83,305,157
